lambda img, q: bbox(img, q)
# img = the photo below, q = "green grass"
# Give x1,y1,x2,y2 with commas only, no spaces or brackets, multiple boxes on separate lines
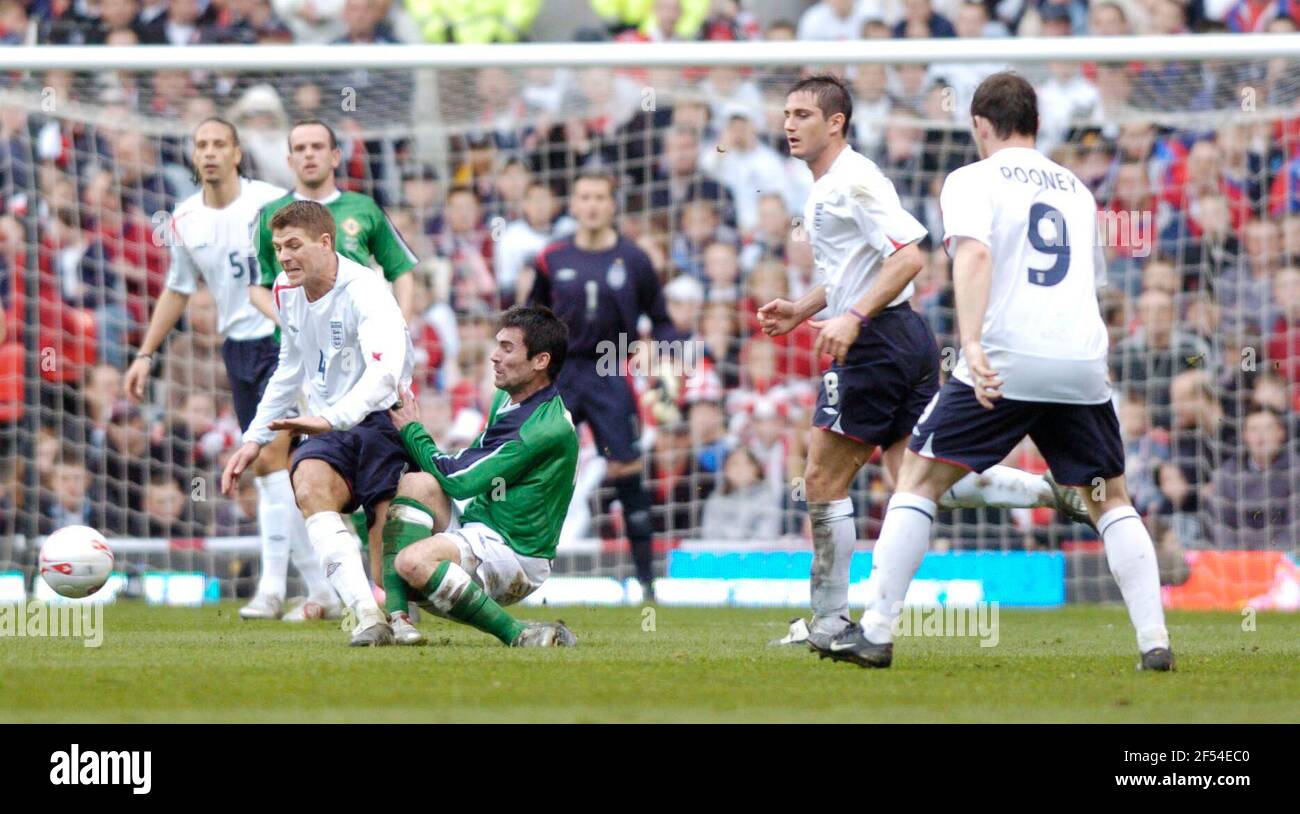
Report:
2,603,1298,722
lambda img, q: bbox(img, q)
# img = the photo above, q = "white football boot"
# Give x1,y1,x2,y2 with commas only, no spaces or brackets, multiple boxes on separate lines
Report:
239,593,284,620
390,612,427,646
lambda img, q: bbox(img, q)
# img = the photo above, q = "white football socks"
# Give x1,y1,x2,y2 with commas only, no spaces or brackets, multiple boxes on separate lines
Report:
808,498,856,634
253,472,292,600
941,465,1053,509
259,469,336,604
1098,506,1170,653
305,510,382,623
860,492,936,645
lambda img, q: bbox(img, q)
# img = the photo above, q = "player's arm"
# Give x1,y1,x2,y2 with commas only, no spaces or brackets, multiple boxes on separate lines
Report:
757,284,826,337
315,282,408,432
125,236,196,401
242,294,307,446
249,207,283,322
951,237,1001,409
223,290,306,494
370,204,419,322
396,418,542,501
939,169,1001,408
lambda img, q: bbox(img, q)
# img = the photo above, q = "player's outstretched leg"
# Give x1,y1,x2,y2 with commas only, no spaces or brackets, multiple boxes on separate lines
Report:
293,460,393,646
1083,476,1173,671
939,465,1091,526
394,536,573,648
828,451,969,668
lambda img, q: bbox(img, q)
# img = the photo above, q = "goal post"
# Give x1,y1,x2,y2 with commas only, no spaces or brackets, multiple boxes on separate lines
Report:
1,36,1297,609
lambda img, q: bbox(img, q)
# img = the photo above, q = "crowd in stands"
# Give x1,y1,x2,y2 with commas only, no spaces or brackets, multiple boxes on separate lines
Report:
1,0,1299,552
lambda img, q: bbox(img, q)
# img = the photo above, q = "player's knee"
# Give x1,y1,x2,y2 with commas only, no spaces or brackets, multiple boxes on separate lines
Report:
291,463,343,514
395,540,437,585
803,461,845,502
397,471,442,502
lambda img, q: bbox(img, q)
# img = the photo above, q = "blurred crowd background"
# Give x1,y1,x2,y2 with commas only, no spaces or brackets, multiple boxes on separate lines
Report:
1,0,1299,561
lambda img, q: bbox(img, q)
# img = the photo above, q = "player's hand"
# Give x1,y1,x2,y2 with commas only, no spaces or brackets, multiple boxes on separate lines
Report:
809,314,861,366
756,298,801,337
221,441,262,496
123,356,152,403
388,388,420,431
268,416,333,436
962,341,1003,409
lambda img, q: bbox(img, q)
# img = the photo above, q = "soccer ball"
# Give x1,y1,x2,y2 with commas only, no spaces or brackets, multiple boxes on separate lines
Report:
40,525,114,598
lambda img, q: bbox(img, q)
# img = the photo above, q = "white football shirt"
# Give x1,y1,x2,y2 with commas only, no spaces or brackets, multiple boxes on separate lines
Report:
803,146,928,318
243,254,414,445
941,146,1111,404
165,177,286,341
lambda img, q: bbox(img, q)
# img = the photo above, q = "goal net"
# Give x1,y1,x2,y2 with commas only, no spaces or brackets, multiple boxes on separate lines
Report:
1,38,1298,609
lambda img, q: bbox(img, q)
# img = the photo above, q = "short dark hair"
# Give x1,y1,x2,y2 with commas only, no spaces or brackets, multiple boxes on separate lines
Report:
447,184,479,202
573,167,619,195
787,74,853,136
196,116,240,146
270,200,336,244
289,118,338,150
970,72,1038,139
499,305,569,382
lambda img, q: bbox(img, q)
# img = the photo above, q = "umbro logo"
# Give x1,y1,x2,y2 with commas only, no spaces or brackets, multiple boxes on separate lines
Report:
326,561,340,578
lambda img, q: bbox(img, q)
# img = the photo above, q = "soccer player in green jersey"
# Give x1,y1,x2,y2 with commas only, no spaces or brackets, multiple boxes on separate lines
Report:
248,118,420,587
382,305,579,647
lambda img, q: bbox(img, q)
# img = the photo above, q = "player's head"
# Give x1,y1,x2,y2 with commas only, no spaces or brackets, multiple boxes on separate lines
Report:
492,305,569,393
969,72,1039,159
784,74,853,163
269,200,337,285
191,117,241,185
569,169,618,233
287,119,341,190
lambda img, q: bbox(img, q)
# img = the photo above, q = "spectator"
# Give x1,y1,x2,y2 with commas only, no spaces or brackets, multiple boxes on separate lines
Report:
664,273,705,334
687,395,731,474
1089,0,1132,34
893,0,956,37
797,0,871,40
1266,266,1300,384
1118,390,1170,516
1220,219,1284,330
38,453,110,534
648,125,736,227
739,193,791,273
227,84,295,190
433,185,496,311
671,198,735,281
1208,409,1299,548
41,207,130,368
850,64,895,158
143,471,197,537
273,0,347,43
699,106,789,235
700,446,783,541
162,286,232,411
496,180,574,307
1112,289,1214,428
1159,369,1231,531
701,240,742,302
334,0,397,43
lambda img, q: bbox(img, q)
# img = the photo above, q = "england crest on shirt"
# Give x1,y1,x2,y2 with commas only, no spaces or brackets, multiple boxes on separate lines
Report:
607,258,626,289
330,320,344,349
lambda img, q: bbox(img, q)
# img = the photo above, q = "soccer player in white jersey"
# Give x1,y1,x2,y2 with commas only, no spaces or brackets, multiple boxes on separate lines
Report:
124,118,339,622
826,72,1173,671
758,75,1090,654
221,201,416,647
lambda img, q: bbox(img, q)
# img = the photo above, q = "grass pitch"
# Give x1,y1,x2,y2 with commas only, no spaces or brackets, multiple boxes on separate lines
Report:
3,603,1297,723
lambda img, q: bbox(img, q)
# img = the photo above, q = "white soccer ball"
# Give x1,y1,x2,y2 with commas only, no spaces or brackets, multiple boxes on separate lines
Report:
40,525,114,598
